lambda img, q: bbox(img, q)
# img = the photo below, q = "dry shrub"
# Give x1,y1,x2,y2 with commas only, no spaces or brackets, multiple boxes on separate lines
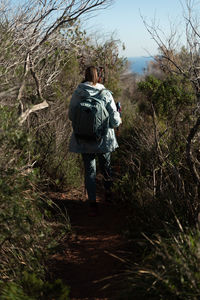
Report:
0,106,70,285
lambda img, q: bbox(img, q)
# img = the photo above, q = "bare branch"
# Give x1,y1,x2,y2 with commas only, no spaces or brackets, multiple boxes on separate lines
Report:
19,100,49,124
0,0,113,122
186,116,200,183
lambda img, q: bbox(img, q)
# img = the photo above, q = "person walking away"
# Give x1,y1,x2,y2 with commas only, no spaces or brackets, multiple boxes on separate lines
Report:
68,66,121,216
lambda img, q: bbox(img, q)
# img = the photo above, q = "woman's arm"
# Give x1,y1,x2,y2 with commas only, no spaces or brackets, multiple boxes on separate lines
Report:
105,92,122,128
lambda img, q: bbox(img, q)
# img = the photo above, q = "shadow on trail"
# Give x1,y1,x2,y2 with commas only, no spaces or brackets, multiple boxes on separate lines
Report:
49,192,129,300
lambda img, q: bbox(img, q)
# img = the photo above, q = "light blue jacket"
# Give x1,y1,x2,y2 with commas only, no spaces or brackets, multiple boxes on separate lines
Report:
68,82,121,153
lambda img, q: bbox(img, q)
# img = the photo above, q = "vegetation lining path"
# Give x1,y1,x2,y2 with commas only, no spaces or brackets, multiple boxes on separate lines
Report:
49,188,129,300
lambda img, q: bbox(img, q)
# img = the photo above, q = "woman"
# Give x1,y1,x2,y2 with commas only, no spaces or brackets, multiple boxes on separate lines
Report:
68,66,121,216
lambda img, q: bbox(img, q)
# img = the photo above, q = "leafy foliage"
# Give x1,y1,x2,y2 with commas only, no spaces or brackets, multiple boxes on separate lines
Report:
114,58,200,298
0,2,127,297
138,75,195,119
0,106,70,297
0,272,70,300
125,227,200,300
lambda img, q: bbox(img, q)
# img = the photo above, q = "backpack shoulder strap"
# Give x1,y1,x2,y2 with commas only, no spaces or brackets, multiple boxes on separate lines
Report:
97,88,112,98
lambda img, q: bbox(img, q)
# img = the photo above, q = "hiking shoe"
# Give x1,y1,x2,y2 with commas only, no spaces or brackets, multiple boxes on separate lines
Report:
88,203,99,217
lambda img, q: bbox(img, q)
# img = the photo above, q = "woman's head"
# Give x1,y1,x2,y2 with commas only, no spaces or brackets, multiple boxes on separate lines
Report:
84,66,98,85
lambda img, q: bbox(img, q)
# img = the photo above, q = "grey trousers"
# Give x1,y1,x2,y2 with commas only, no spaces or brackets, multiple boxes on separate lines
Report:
82,153,112,203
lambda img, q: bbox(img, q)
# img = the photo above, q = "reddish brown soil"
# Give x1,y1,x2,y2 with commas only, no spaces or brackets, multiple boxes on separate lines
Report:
49,188,130,300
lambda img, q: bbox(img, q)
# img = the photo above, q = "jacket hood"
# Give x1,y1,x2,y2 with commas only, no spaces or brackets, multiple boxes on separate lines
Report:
75,82,104,98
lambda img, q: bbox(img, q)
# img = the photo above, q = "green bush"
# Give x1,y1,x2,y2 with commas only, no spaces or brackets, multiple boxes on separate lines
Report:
0,272,70,299
138,75,195,120
125,227,200,300
113,72,197,225
114,69,200,299
0,106,70,285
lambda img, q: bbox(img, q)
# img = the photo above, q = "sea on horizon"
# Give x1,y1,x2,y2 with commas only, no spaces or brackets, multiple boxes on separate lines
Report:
128,56,154,74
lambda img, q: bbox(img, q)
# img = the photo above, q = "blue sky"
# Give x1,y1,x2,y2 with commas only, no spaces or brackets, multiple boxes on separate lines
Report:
83,0,184,58
11,0,187,58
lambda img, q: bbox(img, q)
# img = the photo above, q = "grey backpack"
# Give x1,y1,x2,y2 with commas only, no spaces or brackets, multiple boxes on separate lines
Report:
72,90,109,142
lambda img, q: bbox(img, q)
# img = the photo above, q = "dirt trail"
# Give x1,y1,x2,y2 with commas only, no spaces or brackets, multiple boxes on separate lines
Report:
49,188,129,300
